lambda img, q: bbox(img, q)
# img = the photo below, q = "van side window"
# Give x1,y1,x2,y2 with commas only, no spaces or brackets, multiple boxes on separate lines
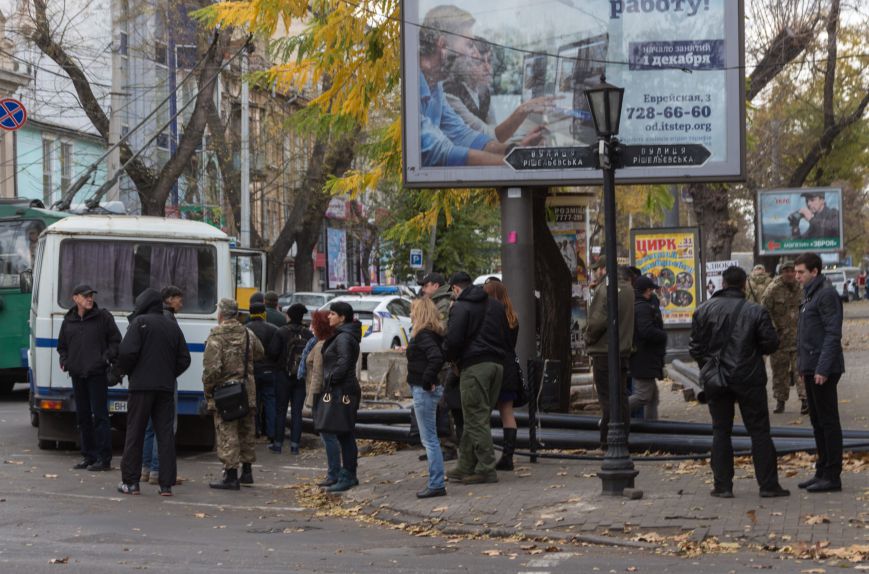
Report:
58,239,217,313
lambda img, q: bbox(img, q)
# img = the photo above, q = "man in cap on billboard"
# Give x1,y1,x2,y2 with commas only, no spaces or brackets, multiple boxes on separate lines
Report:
789,191,839,239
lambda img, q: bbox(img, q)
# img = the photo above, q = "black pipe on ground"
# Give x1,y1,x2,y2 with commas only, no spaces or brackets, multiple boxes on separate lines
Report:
351,409,869,440
301,419,869,456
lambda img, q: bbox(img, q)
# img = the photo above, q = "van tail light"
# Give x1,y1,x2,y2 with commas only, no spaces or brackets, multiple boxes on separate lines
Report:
371,314,382,333
39,399,63,411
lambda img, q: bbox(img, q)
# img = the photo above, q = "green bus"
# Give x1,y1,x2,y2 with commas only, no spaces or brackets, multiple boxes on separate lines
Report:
0,199,67,393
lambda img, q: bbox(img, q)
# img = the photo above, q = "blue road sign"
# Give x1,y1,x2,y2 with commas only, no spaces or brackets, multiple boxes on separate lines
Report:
0,98,27,131
410,249,423,269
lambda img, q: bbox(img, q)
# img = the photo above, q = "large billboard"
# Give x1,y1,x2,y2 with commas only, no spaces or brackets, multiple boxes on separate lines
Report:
630,227,701,325
402,0,745,187
757,187,844,256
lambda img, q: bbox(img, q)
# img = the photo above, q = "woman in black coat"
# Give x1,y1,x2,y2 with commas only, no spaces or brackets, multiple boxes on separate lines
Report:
483,280,521,471
629,277,667,420
319,301,362,492
406,297,447,498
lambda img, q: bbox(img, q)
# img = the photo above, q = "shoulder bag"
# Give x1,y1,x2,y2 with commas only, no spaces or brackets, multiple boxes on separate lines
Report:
213,330,251,422
698,299,746,403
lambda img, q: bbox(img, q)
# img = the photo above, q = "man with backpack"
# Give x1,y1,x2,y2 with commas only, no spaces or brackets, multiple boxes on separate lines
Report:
269,304,313,454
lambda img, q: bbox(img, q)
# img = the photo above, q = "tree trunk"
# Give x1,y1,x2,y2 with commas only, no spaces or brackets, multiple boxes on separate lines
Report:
689,183,738,262
532,191,572,410
291,215,324,292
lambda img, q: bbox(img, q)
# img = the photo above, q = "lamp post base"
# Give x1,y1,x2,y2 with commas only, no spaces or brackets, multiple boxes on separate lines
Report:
598,467,640,496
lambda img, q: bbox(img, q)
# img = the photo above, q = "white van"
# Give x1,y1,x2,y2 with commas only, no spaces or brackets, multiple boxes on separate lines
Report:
824,266,860,299
27,215,232,449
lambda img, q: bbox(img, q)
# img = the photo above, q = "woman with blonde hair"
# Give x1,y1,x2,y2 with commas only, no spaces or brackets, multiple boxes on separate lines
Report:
483,280,520,471
406,297,447,498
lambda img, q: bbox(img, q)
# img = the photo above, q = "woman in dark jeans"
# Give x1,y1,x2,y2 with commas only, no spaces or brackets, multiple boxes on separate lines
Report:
483,280,520,471
320,301,362,492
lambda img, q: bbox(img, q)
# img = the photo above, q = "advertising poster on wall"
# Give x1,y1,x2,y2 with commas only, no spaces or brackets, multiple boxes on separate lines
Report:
631,227,701,325
705,259,739,300
326,227,348,289
757,188,843,255
402,0,744,187
546,196,591,367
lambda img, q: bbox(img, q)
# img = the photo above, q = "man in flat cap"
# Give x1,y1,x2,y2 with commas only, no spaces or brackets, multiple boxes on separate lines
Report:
57,284,122,471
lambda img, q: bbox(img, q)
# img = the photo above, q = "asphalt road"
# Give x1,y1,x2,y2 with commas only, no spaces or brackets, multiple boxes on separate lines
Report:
0,386,818,573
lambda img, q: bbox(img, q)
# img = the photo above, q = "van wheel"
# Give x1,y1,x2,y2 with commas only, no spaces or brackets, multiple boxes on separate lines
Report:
38,439,56,450
0,380,14,394
30,411,39,427
390,338,401,350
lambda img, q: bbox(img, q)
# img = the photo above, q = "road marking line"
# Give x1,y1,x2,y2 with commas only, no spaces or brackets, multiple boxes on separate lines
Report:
280,465,327,472
42,492,124,502
161,500,306,512
526,552,578,568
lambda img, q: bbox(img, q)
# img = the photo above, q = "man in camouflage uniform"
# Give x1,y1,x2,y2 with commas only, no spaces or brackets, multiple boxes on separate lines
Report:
747,265,772,304
761,260,807,415
203,298,265,490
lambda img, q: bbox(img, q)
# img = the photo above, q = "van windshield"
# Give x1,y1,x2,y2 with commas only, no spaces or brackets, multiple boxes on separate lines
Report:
58,239,217,313
826,272,844,284
0,220,45,288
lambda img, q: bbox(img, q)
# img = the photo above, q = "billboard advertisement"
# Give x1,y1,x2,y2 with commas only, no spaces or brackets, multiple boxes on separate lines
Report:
402,0,744,187
326,227,348,289
630,227,701,325
757,187,843,255
705,259,739,300
546,196,591,367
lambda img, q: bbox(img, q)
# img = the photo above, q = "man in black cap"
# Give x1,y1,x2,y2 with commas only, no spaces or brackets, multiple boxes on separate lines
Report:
418,272,452,325
57,284,122,471
269,303,312,454
629,276,667,420
443,271,509,484
791,191,839,239
247,299,280,442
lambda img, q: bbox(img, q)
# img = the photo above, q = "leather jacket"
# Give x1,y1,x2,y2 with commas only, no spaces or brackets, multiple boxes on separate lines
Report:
322,321,362,394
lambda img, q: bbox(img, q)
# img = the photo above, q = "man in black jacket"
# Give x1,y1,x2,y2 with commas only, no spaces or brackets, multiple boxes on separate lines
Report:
690,266,788,499
794,252,845,493
269,303,312,454
247,301,280,443
629,276,667,420
57,284,122,471
442,272,508,485
114,289,191,495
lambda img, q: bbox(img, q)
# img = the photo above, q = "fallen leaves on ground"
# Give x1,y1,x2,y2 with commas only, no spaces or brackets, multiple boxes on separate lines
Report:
3,460,23,465
772,541,869,562
48,557,69,564
747,510,758,525
803,514,831,525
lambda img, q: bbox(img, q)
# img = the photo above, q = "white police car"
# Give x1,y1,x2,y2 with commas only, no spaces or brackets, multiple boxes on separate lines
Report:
321,287,413,354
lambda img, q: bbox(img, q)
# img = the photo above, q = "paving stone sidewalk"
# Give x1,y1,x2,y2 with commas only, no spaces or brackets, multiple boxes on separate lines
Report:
344,448,868,550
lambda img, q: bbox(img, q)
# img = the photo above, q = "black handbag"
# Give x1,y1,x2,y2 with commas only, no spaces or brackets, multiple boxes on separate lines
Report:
214,331,251,422
512,357,530,408
313,377,358,434
698,299,746,403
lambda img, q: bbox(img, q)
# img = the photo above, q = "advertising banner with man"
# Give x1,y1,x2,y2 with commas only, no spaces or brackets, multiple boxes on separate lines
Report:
705,259,739,300
630,227,701,325
402,0,744,187
757,187,843,255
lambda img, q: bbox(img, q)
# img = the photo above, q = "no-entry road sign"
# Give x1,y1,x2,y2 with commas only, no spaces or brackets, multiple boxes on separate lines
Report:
0,98,27,131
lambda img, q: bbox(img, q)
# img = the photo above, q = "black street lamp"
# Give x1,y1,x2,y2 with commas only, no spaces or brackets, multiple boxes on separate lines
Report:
585,76,638,496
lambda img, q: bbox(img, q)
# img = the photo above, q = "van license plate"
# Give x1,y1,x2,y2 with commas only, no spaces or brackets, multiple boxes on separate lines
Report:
109,401,127,413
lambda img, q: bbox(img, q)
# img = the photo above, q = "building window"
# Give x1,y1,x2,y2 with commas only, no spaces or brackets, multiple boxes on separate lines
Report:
119,32,128,57
60,142,72,193
42,138,54,204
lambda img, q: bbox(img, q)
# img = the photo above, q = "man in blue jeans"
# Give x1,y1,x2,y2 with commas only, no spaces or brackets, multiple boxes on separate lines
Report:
246,301,279,443
57,284,121,471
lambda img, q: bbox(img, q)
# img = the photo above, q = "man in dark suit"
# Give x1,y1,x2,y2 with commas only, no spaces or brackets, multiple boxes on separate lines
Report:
794,252,845,493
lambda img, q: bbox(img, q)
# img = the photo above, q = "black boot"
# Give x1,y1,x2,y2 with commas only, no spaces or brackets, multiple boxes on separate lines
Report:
209,468,240,490
239,463,254,485
495,428,517,471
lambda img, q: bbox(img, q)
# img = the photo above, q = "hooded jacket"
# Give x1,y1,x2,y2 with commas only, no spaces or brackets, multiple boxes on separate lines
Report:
797,274,845,376
431,283,453,327
443,285,508,369
115,288,191,392
630,292,667,379
585,277,635,357
406,328,445,390
57,302,121,378
689,288,779,387
322,321,362,394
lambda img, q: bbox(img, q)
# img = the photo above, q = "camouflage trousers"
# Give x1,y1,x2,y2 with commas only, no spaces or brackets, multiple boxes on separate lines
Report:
213,411,257,470
770,349,805,402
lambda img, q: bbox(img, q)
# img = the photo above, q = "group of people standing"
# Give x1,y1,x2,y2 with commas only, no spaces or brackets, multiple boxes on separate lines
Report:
691,253,845,497
405,272,521,498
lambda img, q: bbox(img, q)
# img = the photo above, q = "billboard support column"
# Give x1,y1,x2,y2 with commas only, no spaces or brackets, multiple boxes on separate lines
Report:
500,187,536,371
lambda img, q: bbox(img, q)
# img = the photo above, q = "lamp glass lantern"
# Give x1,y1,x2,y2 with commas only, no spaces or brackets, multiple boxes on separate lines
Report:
584,78,625,138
